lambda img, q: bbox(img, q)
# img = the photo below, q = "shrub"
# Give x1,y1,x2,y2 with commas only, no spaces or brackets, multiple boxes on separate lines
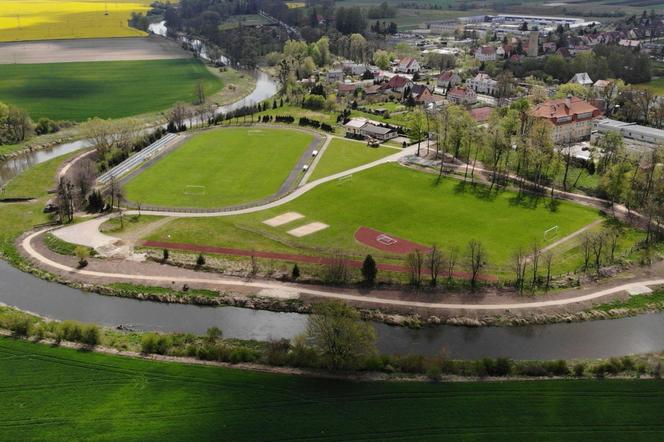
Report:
228,347,259,364
80,324,100,346
490,357,513,377
141,333,171,355
621,356,635,371
162,249,169,262
5,314,31,337
361,255,378,285
573,362,585,377
266,339,291,366
196,253,206,267
75,246,90,268
58,320,83,342
426,365,443,382
291,263,300,280
287,336,320,368
302,94,325,110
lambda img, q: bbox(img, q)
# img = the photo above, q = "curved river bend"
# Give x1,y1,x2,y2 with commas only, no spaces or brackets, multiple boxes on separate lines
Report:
1,68,664,360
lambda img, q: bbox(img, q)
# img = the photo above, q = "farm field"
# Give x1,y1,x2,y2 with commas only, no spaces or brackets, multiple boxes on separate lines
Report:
0,0,151,42
123,128,315,209
0,59,222,121
2,337,664,440
147,163,602,269
308,138,396,181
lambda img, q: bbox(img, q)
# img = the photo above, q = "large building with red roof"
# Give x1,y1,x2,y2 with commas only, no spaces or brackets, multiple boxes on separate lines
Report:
531,96,602,144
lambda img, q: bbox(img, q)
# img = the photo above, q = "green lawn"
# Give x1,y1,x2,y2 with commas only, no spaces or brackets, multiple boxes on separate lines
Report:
123,127,314,209
147,164,602,268
0,59,222,121
2,337,664,440
308,138,396,181
636,77,664,95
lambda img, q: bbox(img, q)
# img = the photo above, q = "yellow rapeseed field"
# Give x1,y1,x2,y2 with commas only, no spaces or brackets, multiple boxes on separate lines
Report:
0,0,152,42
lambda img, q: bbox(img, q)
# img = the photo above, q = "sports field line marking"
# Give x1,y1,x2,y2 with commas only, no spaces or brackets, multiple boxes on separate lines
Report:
376,234,397,245
262,212,304,227
287,222,329,237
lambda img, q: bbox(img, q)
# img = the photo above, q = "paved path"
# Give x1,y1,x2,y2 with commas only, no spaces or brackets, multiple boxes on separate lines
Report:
20,229,664,311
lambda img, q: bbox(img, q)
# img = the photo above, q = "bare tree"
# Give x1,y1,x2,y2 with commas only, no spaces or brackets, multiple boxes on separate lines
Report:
581,233,592,272
467,240,485,289
531,241,540,289
446,246,458,280
406,250,424,287
71,158,96,207
512,248,528,293
591,232,605,276
195,80,206,105
543,252,554,291
56,178,75,223
427,245,443,287
167,102,189,130
323,250,349,284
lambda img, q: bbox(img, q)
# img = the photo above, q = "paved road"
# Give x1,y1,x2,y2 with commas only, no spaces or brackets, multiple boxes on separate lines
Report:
22,229,664,311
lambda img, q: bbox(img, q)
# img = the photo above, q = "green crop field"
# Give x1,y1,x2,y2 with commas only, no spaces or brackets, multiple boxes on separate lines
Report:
147,164,601,268
308,138,396,181
2,337,664,440
0,59,222,121
123,128,314,209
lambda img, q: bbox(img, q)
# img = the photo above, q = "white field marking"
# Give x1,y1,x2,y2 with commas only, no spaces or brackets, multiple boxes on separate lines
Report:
376,234,397,245
287,222,329,237
262,212,305,227
627,285,653,296
21,229,664,310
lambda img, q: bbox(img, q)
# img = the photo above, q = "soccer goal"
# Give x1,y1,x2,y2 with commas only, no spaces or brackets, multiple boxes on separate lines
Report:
544,225,559,242
183,185,206,196
337,174,353,185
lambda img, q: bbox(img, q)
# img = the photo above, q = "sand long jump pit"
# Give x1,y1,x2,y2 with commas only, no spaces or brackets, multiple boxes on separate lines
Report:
287,222,329,237
263,212,305,227
0,36,188,64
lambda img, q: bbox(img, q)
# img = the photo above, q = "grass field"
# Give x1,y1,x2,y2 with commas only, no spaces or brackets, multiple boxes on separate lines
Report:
0,59,222,121
0,0,151,42
636,77,664,95
308,138,396,181
123,128,314,209
2,337,664,440
147,164,601,269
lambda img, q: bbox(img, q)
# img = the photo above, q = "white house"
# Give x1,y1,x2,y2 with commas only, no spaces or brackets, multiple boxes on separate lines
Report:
568,72,593,86
474,45,497,62
466,73,497,96
395,57,421,74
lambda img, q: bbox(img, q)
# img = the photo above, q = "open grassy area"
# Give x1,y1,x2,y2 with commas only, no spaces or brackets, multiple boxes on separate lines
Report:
636,77,664,95
0,59,222,121
308,138,396,181
2,337,664,440
124,127,314,209
0,0,151,42
147,164,602,269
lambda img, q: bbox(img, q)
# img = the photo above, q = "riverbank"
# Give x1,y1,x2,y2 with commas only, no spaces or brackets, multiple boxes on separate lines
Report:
2,305,662,382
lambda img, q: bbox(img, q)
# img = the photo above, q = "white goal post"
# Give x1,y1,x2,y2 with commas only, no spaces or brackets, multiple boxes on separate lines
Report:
183,185,206,196
544,226,559,242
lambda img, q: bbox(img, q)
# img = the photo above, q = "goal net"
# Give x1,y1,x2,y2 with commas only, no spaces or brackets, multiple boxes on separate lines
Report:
544,226,559,242
183,185,206,196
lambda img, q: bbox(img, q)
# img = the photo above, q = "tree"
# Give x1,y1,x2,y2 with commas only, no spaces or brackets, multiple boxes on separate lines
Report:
427,245,443,287
408,109,426,156
194,80,206,105
406,249,424,286
361,255,377,285
206,326,222,343
75,246,89,268
305,302,377,370
292,263,301,280
373,49,391,70
467,240,485,289
512,248,528,293
196,253,206,267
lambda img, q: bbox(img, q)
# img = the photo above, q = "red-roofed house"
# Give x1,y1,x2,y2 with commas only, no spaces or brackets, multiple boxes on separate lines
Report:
395,56,420,74
436,70,461,91
447,86,477,105
470,106,493,123
411,84,433,104
380,75,413,94
531,96,602,143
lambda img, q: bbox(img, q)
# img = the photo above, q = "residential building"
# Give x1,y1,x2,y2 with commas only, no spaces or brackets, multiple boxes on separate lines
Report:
343,118,398,141
395,57,421,74
380,75,413,94
470,106,493,123
475,45,497,61
436,70,461,91
531,96,602,143
447,86,477,105
527,30,539,57
327,70,344,82
411,84,433,104
467,73,497,96
568,72,593,86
